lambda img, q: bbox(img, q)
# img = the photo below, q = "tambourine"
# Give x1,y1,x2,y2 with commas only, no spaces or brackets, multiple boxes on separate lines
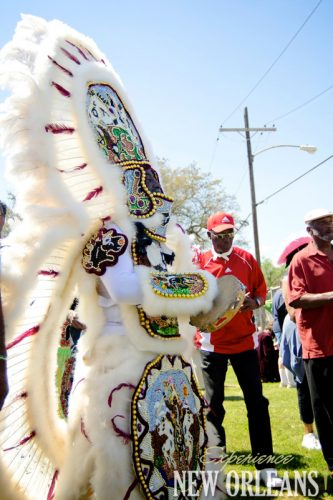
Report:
190,275,245,332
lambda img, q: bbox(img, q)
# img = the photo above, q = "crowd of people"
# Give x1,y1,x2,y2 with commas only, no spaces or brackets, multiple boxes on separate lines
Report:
194,208,333,484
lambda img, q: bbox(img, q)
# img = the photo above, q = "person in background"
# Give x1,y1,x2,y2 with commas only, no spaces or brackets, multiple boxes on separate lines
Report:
288,209,333,475
272,287,287,346
278,236,320,451
194,211,283,488
0,201,9,410
257,324,280,383
272,286,295,388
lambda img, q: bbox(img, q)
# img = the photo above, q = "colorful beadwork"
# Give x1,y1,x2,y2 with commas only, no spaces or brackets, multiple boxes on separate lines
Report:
123,166,156,217
150,272,208,298
82,226,128,276
56,320,83,419
131,355,207,499
137,306,180,339
122,162,173,240
86,83,146,163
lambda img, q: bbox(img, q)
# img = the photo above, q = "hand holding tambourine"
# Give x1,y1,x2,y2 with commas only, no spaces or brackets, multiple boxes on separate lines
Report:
190,275,245,332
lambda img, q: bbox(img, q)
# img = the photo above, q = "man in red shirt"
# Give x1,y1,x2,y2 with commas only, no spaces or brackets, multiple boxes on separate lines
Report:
194,211,282,487
288,208,333,475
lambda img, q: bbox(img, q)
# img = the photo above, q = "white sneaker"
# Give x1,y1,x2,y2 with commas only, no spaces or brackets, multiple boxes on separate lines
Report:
302,433,321,450
257,468,283,488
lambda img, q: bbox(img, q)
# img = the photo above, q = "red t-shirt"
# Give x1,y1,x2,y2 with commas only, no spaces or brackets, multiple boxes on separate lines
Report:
288,240,333,358
194,246,267,354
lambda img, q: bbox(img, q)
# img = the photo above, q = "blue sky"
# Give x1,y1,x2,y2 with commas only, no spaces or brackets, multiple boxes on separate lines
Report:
1,0,332,263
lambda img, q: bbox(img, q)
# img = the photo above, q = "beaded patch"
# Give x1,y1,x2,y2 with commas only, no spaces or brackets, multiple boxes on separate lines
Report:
82,227,128,275
150,272,208,298
123,166,156,217
86,83,146,163
132,355,207,499
137,306,180,339
122,163,173,241
143,194,173,242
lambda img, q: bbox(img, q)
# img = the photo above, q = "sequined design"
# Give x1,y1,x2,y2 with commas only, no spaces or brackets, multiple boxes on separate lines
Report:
137,306,180,339
123,166,155,217
143,195,173,242
150,272,208,298
122,162,173,241
86,83,146,163
82,227,128,275
131,355,207,499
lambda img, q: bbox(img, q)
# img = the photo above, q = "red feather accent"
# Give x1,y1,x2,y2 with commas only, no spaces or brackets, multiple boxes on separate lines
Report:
124,478,139,500
101,216,111,223
38,270,59,277
6,326,40,350
108,383,135,407
82,186,103,201
111,415,131,443
65,40,89,60
58,163,87,173
60,47,81,65
47,56,73,77
3,391,28,410
3,431,36,452
80,418,91,443
51,81,71,97
47,470,59,500
85,48,98,61
45,124,75,134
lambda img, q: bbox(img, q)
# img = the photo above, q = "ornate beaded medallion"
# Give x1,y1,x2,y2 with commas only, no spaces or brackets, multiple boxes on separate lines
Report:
86,83,146,163
132,355,207,499
82,226,128,275
137,306,180,339
150,272,208,298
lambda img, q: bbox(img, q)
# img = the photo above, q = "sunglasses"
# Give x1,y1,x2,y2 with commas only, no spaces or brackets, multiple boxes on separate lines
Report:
209,230,235,240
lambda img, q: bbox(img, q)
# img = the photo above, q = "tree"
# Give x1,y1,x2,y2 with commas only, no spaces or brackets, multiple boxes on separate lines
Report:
261,258,285,289
158,160,245,245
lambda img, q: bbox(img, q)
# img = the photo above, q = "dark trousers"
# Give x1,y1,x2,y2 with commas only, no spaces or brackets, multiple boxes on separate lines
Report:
200,349,273,469
304,356,333,470
296,373,314,424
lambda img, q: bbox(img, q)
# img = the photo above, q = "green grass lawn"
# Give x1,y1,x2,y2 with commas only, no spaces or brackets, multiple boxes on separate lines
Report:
216,366,333,499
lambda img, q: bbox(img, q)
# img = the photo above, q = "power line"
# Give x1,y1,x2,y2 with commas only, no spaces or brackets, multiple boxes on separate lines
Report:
237,154,333,233
257,154,333,206
220,0,323,126
264,82,333,125
207,136,220,172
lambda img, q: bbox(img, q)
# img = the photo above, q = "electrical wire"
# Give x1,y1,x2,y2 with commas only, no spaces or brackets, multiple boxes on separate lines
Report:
237,155,333,234
220,0,323,127
256,154,333,206
264,82,333,125
207,136,220,172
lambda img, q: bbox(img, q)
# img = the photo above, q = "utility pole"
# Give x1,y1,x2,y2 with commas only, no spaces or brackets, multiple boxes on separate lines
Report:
219,107,276,267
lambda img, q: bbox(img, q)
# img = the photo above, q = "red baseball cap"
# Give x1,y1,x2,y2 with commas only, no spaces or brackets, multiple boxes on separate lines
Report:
207,212,235,233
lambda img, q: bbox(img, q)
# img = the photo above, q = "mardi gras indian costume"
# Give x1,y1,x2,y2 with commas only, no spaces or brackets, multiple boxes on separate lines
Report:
0,15,244,500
